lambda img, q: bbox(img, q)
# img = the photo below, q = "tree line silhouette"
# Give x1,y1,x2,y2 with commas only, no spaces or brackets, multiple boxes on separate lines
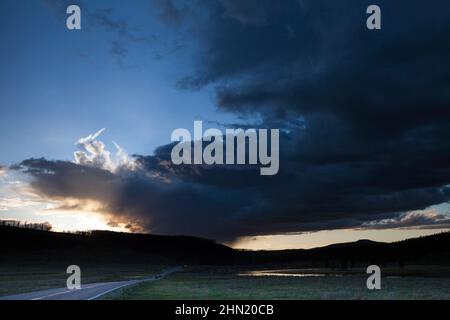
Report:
0,219,52,231
2,225,450,270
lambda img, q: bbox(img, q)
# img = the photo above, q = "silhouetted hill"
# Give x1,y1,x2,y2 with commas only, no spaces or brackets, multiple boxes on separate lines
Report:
2,226,450,267
242,232,450,268
324,239,382,249
0,226,235,265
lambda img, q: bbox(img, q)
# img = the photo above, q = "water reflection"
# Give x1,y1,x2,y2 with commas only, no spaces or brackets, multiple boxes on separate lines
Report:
238,269,344,277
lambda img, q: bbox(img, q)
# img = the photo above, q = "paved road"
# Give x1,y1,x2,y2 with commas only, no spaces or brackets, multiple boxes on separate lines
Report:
0,267,182,300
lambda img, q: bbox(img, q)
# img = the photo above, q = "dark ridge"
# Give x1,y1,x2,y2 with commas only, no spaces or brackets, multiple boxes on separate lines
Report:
242,232,450,268
0,226,235,265
2,226,450,267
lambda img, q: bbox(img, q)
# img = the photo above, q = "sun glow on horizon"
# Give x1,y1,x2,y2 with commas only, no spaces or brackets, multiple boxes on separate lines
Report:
45,210,126,233
232,228,450,250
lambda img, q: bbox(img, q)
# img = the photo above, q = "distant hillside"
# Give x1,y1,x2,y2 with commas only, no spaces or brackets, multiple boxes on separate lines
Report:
2,226,450,267
0,226,235,265
323,239,382,249
242,232,450,268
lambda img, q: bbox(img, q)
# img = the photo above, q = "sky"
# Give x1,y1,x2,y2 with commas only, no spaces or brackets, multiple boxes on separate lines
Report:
1,0,450,250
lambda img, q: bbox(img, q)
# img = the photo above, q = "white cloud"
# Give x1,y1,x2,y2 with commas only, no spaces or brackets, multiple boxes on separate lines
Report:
0,197,43,210
112,140,137,170
361,205,450,229
74,129,136,172
0,173,56,213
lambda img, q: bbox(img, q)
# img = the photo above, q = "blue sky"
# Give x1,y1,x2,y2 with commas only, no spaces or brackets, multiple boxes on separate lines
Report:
0,0,235,165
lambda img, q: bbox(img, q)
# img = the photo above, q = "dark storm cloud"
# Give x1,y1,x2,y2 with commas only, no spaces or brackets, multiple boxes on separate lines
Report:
153,0,450,235
172,0,450,135
14,127,450,242
14,158,264,241
15,1,450,241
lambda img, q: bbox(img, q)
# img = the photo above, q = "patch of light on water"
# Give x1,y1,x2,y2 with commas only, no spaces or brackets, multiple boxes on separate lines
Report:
237,269,344,278
238,271,339,278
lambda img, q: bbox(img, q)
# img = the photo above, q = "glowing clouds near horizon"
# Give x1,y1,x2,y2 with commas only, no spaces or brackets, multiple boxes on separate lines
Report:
37,198,140,233
0,177,123,232
0,143,136,233
38,202,129,233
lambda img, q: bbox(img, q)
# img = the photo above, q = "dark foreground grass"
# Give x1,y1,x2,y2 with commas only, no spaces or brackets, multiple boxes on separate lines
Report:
103,267,450,300
0,263,165,297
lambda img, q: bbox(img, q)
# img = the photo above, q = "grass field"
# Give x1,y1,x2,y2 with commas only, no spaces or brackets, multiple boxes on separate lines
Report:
3,264,450,299
103,267,450,300
0,263,166,297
